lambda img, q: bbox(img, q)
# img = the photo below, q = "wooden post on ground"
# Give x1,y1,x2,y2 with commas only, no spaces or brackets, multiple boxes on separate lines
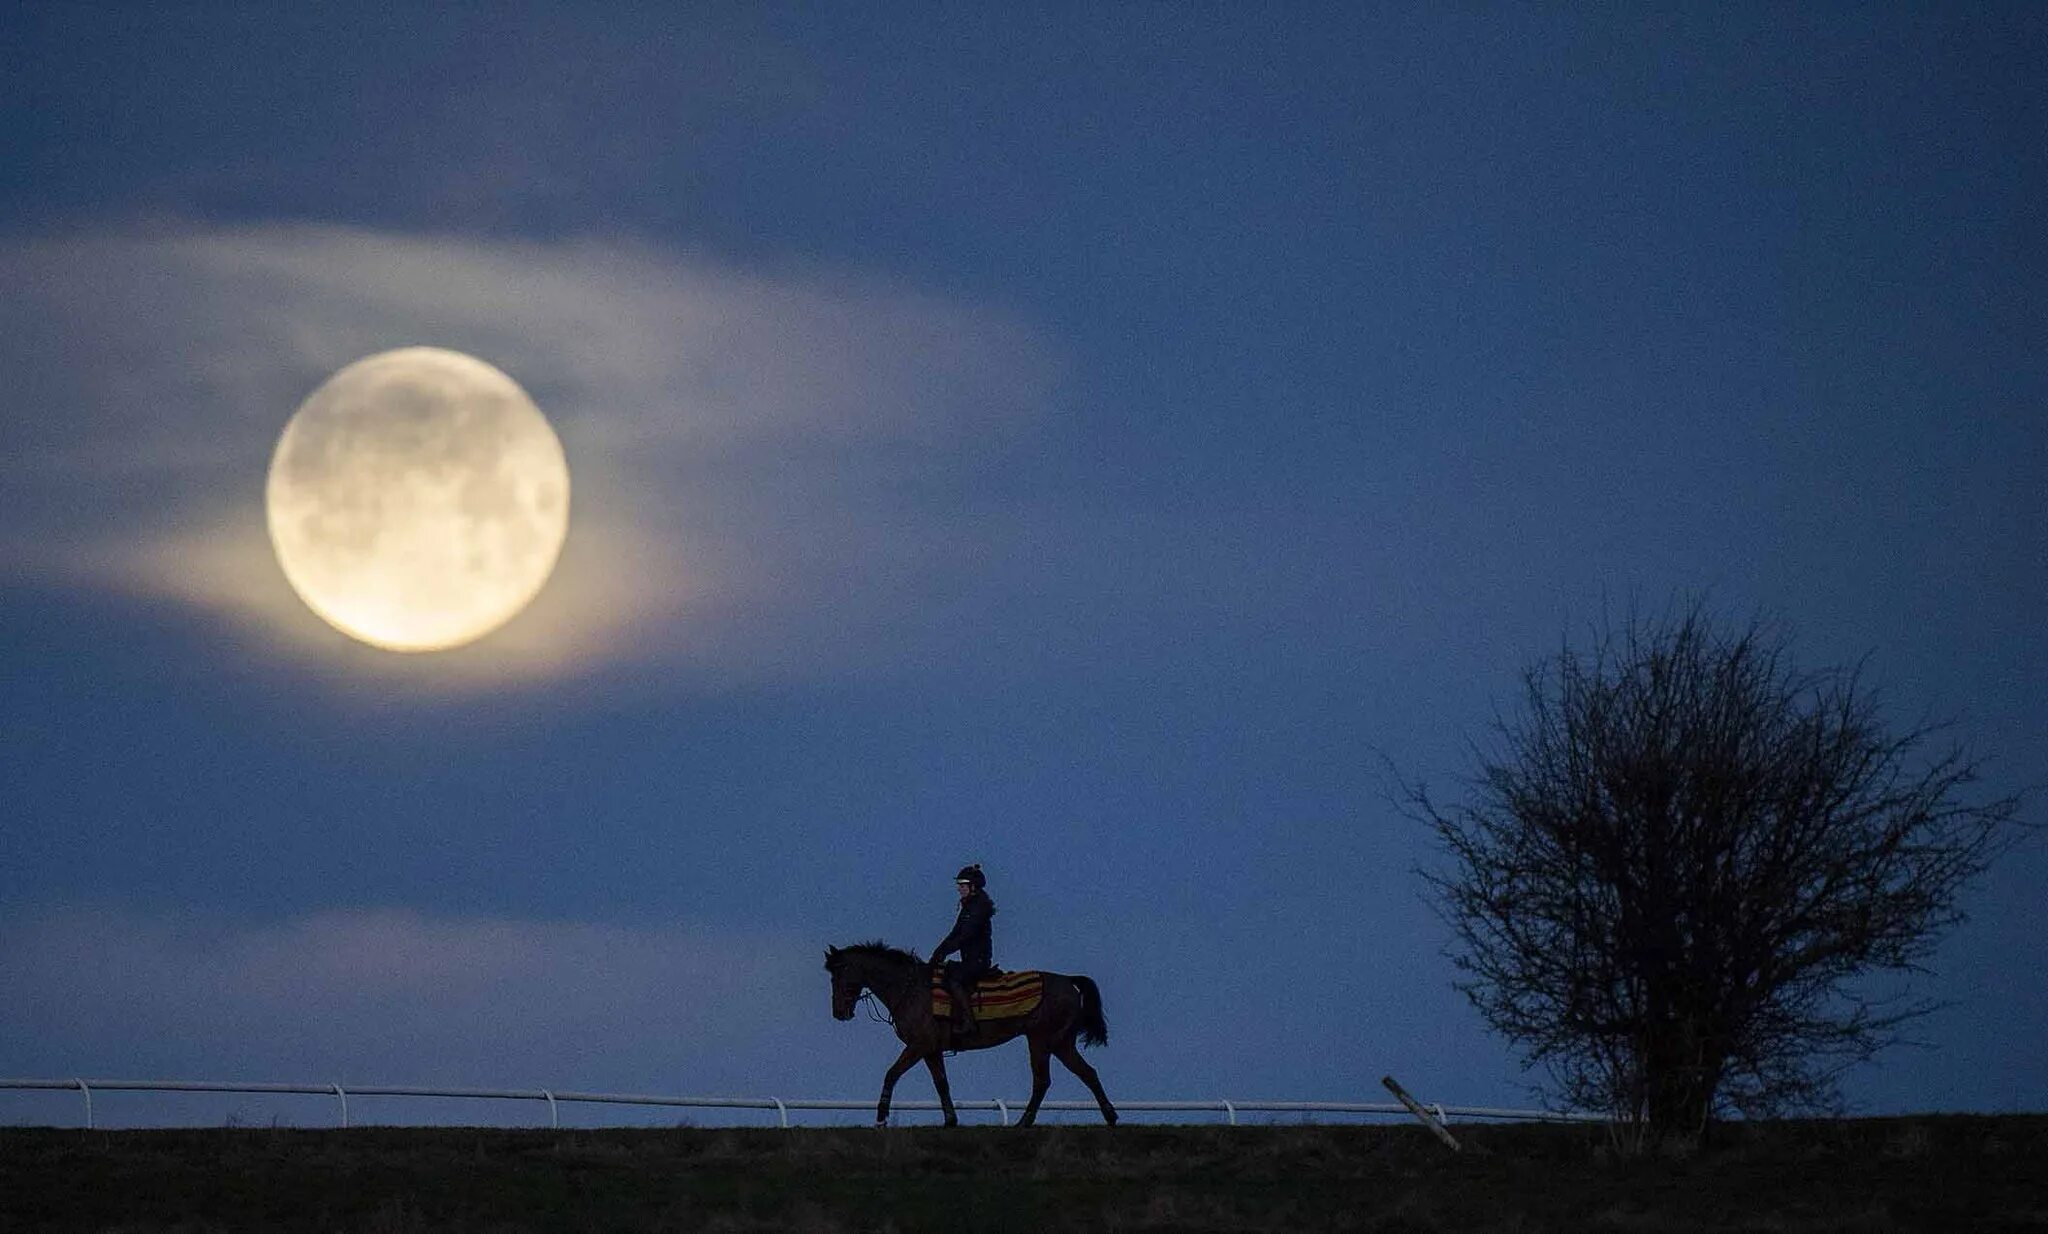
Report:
1381,1075,1461,1152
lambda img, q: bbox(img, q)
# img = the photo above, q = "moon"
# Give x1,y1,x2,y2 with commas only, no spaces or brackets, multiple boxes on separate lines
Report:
265,347,570,652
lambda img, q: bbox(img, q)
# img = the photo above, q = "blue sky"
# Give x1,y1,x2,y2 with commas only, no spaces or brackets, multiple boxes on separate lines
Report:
3,5,2043,1126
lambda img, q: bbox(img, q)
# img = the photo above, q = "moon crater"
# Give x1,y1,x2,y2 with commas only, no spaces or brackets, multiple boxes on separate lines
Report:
266,347,570,652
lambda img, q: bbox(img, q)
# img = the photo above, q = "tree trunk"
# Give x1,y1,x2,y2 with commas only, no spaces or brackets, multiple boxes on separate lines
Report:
1643,1027,1717,1141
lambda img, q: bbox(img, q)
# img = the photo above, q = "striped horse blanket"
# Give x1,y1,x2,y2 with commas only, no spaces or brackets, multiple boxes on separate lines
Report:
930,970,1044,1021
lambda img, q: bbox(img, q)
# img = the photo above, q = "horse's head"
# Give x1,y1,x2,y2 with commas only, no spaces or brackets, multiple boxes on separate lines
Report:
827,941,921,1021
824,946,859,1021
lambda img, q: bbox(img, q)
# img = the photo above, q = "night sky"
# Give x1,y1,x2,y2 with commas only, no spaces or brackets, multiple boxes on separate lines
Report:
4,6,2043,1126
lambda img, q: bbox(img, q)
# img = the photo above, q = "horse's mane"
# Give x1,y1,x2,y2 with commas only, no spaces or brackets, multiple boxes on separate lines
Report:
838,939,924,967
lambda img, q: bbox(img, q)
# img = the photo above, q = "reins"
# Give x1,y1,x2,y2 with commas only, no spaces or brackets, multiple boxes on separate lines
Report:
834,945,933,1033
846,953,924,1028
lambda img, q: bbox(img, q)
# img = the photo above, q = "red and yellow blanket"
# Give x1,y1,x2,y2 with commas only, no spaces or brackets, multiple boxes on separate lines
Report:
930,970,1044,1021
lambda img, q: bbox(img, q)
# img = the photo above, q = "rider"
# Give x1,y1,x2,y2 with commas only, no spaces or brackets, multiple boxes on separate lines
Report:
930,864,996,1036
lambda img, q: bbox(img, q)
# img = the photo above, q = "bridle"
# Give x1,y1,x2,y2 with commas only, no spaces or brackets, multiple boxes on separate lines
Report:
833,963,896,1026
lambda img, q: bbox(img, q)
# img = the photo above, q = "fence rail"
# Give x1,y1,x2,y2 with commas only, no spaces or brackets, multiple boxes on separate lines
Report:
1,1077,1604,1130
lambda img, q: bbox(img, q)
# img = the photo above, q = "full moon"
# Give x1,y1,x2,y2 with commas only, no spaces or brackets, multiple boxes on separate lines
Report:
266,347,570,652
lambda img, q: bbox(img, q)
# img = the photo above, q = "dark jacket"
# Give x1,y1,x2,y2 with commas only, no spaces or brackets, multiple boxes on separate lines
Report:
932,890,995,972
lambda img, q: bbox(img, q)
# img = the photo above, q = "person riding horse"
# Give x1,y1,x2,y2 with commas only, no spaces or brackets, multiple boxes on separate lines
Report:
930,863,996,1035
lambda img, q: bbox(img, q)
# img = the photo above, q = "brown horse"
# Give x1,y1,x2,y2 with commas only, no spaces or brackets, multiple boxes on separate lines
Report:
824,941,1118,1127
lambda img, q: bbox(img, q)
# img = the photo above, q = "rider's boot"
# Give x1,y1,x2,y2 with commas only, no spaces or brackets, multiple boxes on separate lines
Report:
947,980,974,1036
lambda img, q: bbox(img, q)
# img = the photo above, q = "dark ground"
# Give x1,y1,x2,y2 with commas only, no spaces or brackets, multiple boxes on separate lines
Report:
4,1116,2046,1232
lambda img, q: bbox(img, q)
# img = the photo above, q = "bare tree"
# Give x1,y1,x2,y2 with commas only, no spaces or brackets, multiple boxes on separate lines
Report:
1405,605,2025,1140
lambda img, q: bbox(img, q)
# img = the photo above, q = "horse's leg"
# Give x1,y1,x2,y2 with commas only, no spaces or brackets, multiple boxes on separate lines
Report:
1017,1037,1053,1127
922,1052,959,1127
876,1044,922,1126
1055,1041,1118,1126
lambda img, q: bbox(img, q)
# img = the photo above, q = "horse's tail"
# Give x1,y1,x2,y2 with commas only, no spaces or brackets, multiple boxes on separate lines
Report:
1072,974,1109,1048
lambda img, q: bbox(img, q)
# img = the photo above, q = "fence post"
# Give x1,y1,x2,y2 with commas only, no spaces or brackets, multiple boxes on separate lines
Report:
1381,1075,1460,1152
333,1084,349,1129
1222,1100,1238,1127
771,1098,788,1129
542,1089,558,1129
75,1078,93,1130
994,1099,1009,1126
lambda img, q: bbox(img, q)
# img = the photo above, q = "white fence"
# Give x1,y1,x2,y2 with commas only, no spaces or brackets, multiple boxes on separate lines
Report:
2,1077,1603,1130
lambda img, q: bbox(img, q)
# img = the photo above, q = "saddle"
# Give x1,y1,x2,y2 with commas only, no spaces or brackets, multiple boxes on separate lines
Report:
930,969,1045,1022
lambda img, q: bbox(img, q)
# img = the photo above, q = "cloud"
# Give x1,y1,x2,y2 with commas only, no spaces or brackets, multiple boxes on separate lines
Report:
0,224,1058,690
0,906,826,1099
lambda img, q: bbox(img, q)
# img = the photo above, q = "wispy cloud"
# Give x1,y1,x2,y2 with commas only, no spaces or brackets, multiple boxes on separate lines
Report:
0,224,1057,690
0,906,823,1094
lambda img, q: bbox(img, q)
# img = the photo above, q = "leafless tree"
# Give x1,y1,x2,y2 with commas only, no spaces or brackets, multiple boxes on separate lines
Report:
1404,605,2026,1140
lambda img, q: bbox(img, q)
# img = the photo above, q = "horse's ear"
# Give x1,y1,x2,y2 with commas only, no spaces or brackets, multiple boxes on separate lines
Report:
824,946,839,967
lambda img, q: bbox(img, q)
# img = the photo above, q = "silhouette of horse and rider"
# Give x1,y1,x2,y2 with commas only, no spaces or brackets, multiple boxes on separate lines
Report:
824,864,1118,1127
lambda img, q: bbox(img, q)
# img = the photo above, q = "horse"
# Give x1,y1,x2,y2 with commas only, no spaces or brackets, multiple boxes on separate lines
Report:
824,941,1118,1127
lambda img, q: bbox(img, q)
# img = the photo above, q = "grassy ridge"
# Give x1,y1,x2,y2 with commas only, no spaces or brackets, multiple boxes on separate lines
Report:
5,1117,2047,1232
